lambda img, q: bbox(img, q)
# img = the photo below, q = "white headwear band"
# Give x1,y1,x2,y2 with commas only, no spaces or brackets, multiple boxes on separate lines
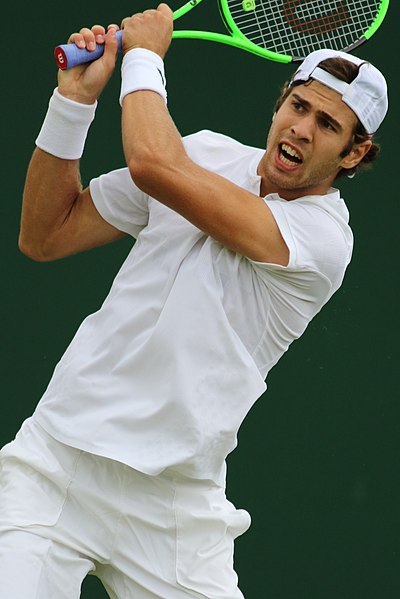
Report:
290,49,388,134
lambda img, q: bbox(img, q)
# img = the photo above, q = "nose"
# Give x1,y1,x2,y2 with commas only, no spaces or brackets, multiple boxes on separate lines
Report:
291,114,315,142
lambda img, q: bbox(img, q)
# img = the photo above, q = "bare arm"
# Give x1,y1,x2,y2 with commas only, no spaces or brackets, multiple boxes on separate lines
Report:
121,5,289,266
20,149,125,261
20,26,123,262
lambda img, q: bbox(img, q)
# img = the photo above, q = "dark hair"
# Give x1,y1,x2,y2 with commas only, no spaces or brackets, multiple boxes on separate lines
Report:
274,58,380,179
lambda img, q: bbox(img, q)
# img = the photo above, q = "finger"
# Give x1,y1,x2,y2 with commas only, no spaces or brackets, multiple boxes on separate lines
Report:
91,24,106,45
120,16,130,30
71,27,97,51
157,3,173,17
107,23,120,31
67,32,85,48
70,26,107,50
121,13,144,29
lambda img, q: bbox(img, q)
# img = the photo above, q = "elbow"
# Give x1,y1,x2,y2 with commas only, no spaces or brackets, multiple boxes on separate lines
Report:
127,153,158,194
127,152,184,198
18,233,53,262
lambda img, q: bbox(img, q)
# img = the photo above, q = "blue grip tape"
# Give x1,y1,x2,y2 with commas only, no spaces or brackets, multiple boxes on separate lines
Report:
54,30,123,70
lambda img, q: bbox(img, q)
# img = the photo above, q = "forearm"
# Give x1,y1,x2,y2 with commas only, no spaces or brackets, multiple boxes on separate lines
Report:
19,26,119,261
119,6,186,193
19,88,97,260
122,89,186,184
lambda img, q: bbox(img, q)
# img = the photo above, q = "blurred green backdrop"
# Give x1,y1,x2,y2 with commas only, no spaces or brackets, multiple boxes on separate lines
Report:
1,1,398,597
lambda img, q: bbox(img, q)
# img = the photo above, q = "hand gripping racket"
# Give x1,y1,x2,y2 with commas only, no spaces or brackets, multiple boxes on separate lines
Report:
54,0,390,70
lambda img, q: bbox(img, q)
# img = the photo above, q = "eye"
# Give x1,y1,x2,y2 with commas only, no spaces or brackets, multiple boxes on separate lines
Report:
321,118,336,132
292,101,304,111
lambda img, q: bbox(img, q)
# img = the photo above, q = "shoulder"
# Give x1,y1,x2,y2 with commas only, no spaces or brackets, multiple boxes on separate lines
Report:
261,191,353,288
182,130,264,168
290,190,353,250
267,189,352,242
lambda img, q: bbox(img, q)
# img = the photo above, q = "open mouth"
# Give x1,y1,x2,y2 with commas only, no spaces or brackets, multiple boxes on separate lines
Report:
278,143,303,167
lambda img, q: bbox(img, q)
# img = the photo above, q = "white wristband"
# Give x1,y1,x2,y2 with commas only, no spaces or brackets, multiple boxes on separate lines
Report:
35,88,97,160
119,48,167,106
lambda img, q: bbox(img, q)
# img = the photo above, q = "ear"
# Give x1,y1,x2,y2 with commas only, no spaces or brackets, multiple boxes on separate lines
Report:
340,139,372,170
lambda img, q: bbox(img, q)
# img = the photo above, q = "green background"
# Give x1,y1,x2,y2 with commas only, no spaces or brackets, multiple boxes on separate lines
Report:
1,1,398,597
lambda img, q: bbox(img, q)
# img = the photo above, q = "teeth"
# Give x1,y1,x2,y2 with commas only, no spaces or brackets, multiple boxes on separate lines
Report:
280,154,297,167
281,143,301,160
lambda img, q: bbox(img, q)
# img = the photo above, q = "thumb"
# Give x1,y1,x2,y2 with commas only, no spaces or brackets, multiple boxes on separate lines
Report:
103,27,120,64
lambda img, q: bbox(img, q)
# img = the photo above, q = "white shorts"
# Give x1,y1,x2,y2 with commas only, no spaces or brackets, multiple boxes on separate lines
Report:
0,418,251,599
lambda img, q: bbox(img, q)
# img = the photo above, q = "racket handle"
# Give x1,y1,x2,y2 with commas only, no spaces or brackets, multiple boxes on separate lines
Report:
54,30,123,70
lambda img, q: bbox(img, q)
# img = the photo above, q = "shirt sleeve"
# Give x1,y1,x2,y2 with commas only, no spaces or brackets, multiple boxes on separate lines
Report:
90,167,149,238
249,198,353,306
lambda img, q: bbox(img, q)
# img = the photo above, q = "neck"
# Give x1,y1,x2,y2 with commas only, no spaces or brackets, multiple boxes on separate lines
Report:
258,164,336,201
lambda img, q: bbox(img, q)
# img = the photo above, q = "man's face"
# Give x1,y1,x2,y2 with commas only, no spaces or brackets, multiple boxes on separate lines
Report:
258,80,365,200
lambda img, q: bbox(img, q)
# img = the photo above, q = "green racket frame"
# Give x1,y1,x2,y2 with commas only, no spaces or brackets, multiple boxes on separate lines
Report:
171,0,390,63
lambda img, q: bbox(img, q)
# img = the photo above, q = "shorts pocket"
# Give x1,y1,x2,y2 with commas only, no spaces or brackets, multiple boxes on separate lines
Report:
0,418,81,527
174,483,251,598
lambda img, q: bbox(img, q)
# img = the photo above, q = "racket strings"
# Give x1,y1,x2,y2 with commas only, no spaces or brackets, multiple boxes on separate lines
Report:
226,0,384,58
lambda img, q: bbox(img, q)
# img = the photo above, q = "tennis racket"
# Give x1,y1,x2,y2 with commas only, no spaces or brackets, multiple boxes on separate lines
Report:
54,0,390,70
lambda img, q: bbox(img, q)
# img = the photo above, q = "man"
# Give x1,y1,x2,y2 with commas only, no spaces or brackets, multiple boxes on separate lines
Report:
0,4,388,598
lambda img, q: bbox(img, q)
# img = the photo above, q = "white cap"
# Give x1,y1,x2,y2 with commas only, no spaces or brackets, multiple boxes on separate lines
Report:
290,49,388,134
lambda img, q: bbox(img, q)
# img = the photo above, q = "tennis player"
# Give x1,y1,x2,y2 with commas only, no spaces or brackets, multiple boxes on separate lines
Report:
0,4,388,598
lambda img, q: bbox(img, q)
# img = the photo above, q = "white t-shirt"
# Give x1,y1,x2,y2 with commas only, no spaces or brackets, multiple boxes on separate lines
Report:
34,130,353,485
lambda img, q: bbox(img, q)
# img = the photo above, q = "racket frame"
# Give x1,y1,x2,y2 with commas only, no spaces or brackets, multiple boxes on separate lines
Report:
172,0,292,62
173,0,390,62
55,0,390,69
